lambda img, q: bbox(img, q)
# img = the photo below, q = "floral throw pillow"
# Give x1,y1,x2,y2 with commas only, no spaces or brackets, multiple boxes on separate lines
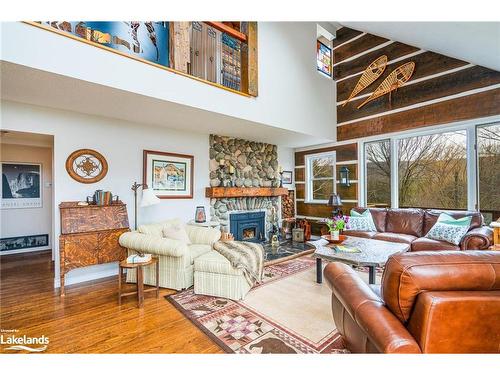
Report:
348,209,377,232
425,213,472,245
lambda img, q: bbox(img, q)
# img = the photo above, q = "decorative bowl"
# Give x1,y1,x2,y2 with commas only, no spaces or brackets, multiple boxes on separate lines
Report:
321,234,347,244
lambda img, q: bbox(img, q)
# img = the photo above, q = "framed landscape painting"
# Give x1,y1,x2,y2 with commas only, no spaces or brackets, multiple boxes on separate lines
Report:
1,162,42,209
143,150,194,199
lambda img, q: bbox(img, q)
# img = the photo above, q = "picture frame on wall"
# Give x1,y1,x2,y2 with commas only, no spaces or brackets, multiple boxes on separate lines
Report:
143,150,194,199
1,162,42,209
282,170,293,185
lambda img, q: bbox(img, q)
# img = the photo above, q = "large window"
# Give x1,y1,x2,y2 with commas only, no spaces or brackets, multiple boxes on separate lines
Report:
365,140,391,207
398,131,467,210
477,123,500,224
306,152,335,203
362,121,500,221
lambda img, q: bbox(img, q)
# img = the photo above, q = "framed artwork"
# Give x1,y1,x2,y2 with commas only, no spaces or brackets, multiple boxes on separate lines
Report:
1,162,42,209
65,148,108,184
282,171,293,185
38,21,170,67
317,41,332,77
0,234,49,252
143,150,194,199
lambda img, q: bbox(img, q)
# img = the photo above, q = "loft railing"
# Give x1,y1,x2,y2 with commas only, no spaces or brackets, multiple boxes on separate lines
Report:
25,21,258,97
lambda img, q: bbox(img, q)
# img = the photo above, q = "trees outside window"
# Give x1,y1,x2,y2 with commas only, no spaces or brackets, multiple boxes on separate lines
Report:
477,123,500,224
306,153,335,202
365,140,391,207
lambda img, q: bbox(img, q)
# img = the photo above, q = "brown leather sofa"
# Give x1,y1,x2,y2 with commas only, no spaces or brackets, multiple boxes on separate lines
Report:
324,251,500,353
343,207,493,251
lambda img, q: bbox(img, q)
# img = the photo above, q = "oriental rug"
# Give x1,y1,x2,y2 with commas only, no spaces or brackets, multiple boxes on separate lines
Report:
166,256,381,354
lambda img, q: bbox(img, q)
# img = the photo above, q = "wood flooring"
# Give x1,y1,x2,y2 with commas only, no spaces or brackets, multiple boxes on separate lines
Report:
0,250,223,353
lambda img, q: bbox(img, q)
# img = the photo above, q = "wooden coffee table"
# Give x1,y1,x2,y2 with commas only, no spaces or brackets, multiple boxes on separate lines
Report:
314,236,410,284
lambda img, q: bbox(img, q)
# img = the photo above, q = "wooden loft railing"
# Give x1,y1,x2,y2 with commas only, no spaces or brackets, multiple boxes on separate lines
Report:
25,21,258,97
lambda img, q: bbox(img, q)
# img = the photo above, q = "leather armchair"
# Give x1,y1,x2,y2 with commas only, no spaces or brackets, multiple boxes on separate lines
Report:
325,251,500,353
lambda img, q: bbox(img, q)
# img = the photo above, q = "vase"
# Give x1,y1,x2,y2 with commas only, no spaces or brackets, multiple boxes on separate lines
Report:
331,230,340,241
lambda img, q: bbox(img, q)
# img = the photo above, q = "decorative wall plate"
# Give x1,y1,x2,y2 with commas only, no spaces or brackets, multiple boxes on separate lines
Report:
65,149,108,184
357,61,415,109
342,55,388,107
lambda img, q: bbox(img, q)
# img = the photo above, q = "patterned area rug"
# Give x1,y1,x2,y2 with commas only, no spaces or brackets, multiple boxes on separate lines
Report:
166,256,375,354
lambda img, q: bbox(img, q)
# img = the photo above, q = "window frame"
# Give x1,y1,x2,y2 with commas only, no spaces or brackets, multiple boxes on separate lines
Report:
363,138,391,208
305,151,336,204
358,115,500,212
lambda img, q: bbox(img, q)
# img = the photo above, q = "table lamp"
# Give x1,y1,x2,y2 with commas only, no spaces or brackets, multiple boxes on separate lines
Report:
327,194,343,217
131,182,161,230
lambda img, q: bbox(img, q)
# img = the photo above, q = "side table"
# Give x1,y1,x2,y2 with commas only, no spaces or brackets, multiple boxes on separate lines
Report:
118,257,159,308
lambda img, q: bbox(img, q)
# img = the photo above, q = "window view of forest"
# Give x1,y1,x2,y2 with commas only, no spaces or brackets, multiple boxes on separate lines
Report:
365,124,499,224
308,154,334,201
477,123,500,223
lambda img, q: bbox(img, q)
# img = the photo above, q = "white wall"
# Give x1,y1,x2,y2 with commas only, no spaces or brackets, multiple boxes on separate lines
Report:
1,100,297,287
1,22,336,140
1,143,53,254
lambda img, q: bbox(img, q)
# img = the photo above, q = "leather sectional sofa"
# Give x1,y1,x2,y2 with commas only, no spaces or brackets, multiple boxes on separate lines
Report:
324,251,500,353
343,207,493,251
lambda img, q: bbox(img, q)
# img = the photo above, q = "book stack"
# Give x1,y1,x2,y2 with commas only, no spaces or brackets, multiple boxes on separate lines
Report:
95,191,113,205
127,254,152,263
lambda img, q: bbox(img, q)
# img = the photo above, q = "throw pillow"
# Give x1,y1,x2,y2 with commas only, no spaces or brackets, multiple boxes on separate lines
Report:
162,222,192,244
425,213,472,245
348,209,377,232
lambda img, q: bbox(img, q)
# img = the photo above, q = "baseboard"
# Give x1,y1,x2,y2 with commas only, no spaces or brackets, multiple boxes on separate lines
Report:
53,262,119,288
0,245,51,256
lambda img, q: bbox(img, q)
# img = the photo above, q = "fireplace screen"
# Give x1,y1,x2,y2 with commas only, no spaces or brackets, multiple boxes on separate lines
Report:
242,228,256,240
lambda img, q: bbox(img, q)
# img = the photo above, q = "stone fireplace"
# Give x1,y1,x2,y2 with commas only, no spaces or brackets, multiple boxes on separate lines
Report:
208,135,282,237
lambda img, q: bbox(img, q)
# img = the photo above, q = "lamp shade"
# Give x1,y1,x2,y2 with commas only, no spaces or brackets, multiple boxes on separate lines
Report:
327,194,342,207
141,188,161,207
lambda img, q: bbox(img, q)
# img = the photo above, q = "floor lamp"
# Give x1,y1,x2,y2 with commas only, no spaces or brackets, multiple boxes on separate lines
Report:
131,182,161,230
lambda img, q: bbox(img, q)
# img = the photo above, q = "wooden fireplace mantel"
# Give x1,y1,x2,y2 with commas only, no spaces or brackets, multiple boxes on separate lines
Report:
205,187,289,198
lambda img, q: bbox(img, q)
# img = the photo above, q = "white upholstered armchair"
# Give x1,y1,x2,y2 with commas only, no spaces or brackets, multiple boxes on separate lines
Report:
119,219,221,290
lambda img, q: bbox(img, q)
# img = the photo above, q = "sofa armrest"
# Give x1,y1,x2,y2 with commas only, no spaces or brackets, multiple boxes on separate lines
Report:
461,226,493,250
324,263,421,353
185,225,221,246
119,232,188,257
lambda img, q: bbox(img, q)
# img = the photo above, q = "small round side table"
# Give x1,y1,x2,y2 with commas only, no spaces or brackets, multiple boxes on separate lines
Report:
118,257,159,308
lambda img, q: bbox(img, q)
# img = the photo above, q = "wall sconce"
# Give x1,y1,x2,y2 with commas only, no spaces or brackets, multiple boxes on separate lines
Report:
339,166,350,187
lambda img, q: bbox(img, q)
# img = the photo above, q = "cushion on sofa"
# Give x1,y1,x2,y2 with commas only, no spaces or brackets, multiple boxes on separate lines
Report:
163,222,192,244
410,237,460,252
342,230,378,239
194,251,244,276
138,218,182,237
189,244,213,264
373,232,417,245
351,207,387,232
385,208,425,237
425,213,472,245
349,209,377,231
423,210,483,236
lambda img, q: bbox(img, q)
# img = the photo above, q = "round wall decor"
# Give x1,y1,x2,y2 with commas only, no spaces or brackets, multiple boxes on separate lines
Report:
65,149,108,184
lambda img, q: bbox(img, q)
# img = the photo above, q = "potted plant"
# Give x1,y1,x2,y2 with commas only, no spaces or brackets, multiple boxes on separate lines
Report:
325,215,349,240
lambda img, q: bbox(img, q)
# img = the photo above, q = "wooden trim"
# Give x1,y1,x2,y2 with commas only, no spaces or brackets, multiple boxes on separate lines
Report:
337,88,500,141
143,150,194,199
204,22,247,42
205,187,288,198
23,21,252,98
240,22,258,97
334,41,393,67
338,66,500,124
338,83,500,127
336,160,358,165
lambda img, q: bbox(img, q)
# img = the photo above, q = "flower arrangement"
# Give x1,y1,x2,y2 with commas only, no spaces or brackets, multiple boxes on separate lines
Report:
325,215,349,233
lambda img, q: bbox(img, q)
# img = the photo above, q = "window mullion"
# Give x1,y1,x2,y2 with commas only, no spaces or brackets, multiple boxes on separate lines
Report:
390,138,399,209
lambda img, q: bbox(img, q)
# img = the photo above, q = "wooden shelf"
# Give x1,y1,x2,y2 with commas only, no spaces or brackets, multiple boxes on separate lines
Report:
205,187,289,198
205,22,247,42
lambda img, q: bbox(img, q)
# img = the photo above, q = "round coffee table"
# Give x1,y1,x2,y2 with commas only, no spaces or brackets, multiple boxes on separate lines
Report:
118,257,159,308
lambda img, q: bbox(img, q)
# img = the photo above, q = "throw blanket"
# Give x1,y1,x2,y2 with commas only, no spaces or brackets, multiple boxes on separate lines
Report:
213,241,264,287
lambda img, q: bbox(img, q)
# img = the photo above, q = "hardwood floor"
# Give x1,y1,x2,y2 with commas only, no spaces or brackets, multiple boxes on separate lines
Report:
0,250,223,353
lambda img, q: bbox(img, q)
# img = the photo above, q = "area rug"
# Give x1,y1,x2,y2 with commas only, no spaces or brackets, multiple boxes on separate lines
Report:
166,256,381,354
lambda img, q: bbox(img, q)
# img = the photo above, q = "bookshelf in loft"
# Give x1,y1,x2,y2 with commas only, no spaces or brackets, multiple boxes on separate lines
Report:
169,21,258,96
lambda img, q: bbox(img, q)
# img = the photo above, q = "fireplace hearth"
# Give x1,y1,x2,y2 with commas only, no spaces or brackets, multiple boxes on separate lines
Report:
230,211,265,243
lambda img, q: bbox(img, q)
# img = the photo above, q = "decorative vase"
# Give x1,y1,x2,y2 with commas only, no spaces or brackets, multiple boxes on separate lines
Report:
331,230,340,241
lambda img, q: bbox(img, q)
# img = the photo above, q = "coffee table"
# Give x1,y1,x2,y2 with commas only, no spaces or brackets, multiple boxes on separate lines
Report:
314,236,410,284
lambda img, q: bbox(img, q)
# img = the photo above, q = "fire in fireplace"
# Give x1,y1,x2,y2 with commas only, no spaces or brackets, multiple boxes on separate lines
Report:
230,211,265,243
